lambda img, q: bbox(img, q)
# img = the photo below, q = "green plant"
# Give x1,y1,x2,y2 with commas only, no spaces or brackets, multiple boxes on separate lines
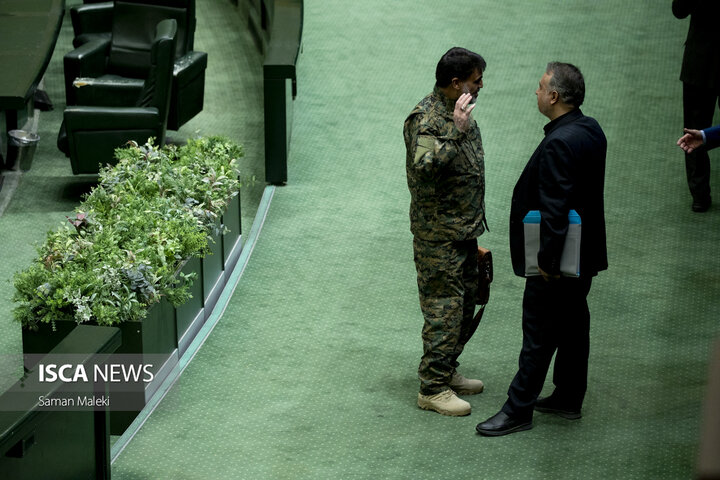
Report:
13,137,244,330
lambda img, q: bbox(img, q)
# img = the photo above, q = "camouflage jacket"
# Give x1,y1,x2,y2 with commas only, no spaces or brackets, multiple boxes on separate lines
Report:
404,86,487,241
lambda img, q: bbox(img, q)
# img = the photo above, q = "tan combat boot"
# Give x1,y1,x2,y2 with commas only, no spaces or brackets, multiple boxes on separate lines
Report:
417,389,471,416
449,372,484,395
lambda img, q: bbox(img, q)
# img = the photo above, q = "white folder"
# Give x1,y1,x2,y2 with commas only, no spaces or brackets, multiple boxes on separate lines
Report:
523,210,581,277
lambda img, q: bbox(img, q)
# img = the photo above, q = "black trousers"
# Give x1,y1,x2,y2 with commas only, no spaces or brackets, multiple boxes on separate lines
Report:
502,275,593,420
682,82,720,203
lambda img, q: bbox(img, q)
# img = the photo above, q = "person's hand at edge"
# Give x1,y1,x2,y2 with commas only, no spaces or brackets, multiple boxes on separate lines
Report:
677,128,704,154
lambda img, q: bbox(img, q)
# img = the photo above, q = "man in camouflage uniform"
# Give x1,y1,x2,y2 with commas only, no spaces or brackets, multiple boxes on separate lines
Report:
404,47,488,416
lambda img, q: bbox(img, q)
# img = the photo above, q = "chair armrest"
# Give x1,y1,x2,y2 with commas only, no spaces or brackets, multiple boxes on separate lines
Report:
70,2,113,47
64,106,161,131
73,77,144,107
64,38,111,105
174,51,208,87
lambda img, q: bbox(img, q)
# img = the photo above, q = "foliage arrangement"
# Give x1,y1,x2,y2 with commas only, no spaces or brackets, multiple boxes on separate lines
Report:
13,137,244,330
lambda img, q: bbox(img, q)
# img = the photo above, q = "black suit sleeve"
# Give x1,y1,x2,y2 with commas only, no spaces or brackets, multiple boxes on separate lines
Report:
536,137,575,275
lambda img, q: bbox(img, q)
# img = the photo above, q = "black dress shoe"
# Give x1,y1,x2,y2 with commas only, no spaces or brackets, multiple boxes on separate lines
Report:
534,395,582,420
692,199,711,212
475,411,532,437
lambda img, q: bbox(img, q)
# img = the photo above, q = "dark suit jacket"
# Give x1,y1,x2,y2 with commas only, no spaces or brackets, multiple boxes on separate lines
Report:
510,109,608,278
673,0,720,91
705,125,720,150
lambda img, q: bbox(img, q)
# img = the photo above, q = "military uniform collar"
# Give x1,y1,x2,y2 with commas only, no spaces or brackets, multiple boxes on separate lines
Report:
433,86,456,115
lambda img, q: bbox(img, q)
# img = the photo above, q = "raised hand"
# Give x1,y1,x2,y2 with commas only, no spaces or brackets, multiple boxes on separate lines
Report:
453,93,476,133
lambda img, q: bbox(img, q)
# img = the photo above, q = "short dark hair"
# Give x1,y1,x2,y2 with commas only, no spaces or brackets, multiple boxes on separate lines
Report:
435,47,486,88
546,62,585,108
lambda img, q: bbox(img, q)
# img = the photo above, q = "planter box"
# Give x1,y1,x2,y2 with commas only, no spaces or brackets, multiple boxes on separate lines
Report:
223,191,243,273
175,256,204,357
202,193,243,319
203,224,225,318
22,298,177,435
176,193,242,356
19,193,243,434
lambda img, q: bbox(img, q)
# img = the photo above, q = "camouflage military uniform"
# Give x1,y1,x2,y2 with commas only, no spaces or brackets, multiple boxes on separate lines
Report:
404,86,487,395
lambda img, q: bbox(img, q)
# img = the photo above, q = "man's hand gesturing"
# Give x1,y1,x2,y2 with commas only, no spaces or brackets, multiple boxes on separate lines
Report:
454,93,476,133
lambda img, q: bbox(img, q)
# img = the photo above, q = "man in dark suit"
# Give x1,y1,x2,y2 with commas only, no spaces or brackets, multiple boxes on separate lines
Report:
476,62,608,436
673,0,720,212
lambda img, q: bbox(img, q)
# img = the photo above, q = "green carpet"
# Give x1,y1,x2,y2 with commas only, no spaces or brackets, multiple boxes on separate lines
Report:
3,0,720,479
112,1,720,479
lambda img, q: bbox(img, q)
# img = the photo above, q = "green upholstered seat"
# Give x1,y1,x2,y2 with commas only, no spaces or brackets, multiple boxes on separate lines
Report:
64,0,206,130
58,19,177,175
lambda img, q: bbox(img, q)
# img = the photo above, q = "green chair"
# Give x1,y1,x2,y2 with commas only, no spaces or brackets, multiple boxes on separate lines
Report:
58,19,177,175
69,1,114,48
64,0,205,130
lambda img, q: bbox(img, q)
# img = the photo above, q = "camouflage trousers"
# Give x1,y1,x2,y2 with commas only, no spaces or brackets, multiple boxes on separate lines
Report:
413,237,480,395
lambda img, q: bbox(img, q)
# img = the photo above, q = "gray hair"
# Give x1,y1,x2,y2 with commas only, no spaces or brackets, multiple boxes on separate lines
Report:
546,62,585,108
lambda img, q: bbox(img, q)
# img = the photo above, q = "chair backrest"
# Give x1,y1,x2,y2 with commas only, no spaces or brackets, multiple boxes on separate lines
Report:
108,0,194,77
135,18,177,134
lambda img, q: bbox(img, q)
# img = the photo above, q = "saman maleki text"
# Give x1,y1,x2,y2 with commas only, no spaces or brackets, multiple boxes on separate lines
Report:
38,363,155,383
